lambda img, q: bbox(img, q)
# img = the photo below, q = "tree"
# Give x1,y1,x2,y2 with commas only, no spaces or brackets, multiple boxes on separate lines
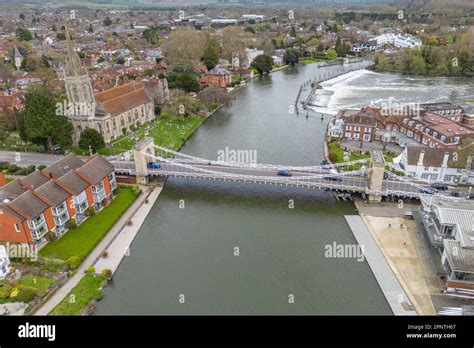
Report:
326,48,337,60
79,128,105,153
221,26,245,62
167,64,201,93
335,37,348,57
15,27,32,41
19,13,25,20
162,28,205,68
202,35,221,70
103,16,112,26
283,49,299,66
197,86,232,110
87,24,93,33
251,54,273,75
142,28,159,45
22,88,73,152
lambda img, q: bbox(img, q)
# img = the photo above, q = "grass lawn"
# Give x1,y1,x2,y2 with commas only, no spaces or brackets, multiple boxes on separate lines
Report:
40,186,140,261
49,274,106,315
17,274,54,296
111,114,206,153
328,140,371,171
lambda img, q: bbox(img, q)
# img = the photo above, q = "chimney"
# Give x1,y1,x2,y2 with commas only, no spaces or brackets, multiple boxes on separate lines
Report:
442,152,450,167
417,150,425,166
0,172,5,187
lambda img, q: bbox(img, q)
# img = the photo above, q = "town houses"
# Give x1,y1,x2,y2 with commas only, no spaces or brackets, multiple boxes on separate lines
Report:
327,102,474,149
0,154,117,247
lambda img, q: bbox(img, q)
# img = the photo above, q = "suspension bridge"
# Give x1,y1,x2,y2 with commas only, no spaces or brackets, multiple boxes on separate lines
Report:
108,138,460,202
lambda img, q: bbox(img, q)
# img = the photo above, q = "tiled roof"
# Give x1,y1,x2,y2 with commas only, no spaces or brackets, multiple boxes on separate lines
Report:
406,146,450,167
8,190,49,221
76,155,114,185
21,171,49,190
35,180,70,207
56,170,90,195
94,82,152,117
42,154,84,179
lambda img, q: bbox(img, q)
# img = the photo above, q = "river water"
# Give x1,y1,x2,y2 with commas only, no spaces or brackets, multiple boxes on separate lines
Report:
95,64,473,315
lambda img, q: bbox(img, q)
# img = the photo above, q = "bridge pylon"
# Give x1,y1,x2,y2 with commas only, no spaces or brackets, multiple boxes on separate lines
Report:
368,150,385,203
132,137,156,185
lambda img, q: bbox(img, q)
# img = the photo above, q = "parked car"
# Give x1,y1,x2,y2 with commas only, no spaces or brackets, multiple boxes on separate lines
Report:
383,172,389,179
147,162,161,169
320,159,331,169
467,192,474,200
450,191,461,197
277,169,292,177
431,182,449,190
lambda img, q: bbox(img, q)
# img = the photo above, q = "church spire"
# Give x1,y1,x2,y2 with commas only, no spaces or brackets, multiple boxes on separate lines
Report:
64,24,85,77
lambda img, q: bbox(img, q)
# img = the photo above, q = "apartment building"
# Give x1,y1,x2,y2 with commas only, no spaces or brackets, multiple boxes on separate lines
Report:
0,154,117,247
419,196,474,298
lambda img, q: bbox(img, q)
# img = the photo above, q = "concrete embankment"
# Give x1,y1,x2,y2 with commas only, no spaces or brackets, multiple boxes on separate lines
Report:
345,215,418,316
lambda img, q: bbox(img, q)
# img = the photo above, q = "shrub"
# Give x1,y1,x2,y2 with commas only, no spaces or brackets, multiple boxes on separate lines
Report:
88,206,96,216
67,256,81,270
101,251,108,258
16,168,28,175
2,169,7,174
101,269,112,279
39,257,66,272
12,287,36,303
85,266,96,274
0,284,12,299
37,165,47,170
7,164,17,173
26,165,36,174
328,152,338,163
68,218,77,229
0,162,9,170
48,231,57,241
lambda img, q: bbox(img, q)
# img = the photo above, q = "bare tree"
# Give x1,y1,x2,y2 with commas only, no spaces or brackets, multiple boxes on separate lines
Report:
197,86,232,110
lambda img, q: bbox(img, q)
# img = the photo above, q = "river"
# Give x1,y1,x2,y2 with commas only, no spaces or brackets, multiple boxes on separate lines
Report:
94,63,473,315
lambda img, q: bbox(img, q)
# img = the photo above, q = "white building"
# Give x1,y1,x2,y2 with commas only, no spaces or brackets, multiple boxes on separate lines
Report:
373,33,422,48
0,244,11,279
244,48,264,68
398,146,474,184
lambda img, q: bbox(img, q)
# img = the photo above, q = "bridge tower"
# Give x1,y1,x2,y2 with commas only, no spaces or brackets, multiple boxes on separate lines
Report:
132,137,156,185
368,150,385,203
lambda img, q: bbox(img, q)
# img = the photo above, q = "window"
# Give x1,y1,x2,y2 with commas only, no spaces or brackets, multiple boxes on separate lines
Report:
444,175,454,182
407,130,413,137
354,133,360,139
354,126,360,132
430,142,436,148
363,134,371,141
14,224,20,232
346,126,352,131
424,166,429,171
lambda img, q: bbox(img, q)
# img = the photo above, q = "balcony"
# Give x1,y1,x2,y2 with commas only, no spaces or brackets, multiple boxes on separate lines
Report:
92,181,106,203
52,202,68,217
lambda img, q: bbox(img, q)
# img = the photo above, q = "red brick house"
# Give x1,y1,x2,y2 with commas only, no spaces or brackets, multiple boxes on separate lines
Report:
0,154,117,247
200,67,232,89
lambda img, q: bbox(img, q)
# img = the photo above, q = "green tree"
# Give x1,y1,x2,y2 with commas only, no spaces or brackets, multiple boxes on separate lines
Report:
79,128,105,153
326,48,337,60
22,88,73,152
15,27,32,41
335,37,348,57
251,54,273,75
167,64,201,93
202,35,221,70
103,16,112,26
283,49,299,67
142,28,159,45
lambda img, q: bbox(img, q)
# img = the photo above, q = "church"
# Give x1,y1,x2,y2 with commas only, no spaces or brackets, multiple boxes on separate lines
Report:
63,26,169,144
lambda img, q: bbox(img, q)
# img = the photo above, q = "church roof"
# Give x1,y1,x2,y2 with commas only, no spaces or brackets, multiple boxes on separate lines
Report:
94,82,152,117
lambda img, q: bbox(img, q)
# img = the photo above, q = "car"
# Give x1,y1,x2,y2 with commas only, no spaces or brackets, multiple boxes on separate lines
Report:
277,169,292,177
324,175,343,182
431,182,449,190
383,172,389,179
450,191,461,197
420,187,438,195
467,192,474,200
320,159,331,169
147,162,161,169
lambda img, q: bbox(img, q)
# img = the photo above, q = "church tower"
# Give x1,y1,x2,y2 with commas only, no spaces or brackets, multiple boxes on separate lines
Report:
63,25,95,115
